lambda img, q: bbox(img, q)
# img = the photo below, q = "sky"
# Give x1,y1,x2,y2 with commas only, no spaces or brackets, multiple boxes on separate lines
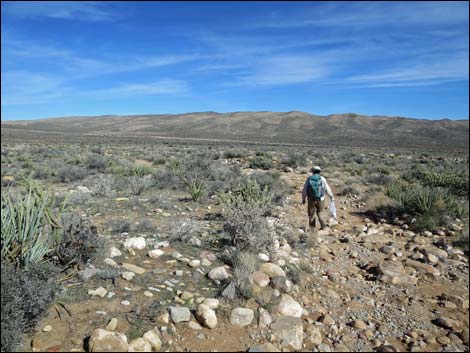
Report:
1,1,469,121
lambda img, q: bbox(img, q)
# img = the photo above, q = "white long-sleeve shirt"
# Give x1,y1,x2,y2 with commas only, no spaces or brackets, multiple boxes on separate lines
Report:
302,175,333,202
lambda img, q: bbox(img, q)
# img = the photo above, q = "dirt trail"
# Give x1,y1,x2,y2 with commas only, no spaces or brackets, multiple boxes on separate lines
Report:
26,169,469,352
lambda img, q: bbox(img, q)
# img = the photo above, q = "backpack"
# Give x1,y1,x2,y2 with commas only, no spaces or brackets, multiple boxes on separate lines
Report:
307,174,324,200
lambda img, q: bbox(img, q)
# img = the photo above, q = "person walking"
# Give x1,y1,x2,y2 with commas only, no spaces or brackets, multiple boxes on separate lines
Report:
301,166,334,230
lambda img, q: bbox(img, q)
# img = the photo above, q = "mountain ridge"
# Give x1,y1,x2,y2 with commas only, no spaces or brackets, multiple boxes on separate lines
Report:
2,111,468,150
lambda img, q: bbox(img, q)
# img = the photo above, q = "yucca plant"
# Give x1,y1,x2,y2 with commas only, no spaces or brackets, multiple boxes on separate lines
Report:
218,179,273,209
1,180,61,268
182,173,206,201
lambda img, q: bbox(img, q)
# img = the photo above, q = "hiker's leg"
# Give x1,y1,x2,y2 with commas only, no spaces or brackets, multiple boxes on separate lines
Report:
316,200,326,229
307,197,316,229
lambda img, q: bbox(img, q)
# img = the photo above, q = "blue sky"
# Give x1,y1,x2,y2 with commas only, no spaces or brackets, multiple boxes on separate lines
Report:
1,1,469,121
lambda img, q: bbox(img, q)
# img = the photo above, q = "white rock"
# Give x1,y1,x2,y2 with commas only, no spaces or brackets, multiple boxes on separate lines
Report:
195,304,217,329
128,337,152,352
230,308,254,327
208,266,229,281
258,253,270,262
202,298,219,310
142,330,162,351
104,258,119,267
149,249,165,258
109,247,122,258
121,272,135,281
88,329,128,352
277,294,303,318
88,287,108,298
260,263,286,278
123,237,146,250
189,259,201,268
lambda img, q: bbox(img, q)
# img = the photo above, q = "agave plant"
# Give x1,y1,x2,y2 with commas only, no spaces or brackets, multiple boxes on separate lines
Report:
1,180,61,268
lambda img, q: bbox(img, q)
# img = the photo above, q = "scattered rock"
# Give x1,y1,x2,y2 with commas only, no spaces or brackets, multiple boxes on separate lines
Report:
270,316,304,350
195,304,217,329
43,325,52,333
277,294,303,318
128,337,152,352
230,308,254,327
123,237,146,250
142,330,162,351
105,318,118,331
208,266,229,281
352,320,368,330
122,263,146,275
88,329,128,352
202,298,219,309
88,287,108,298
121,272,135,281
109,247,122,258
169,306,191,323
252,271,270,287
260,263,286,278
149,249,164,258
104,258,119,267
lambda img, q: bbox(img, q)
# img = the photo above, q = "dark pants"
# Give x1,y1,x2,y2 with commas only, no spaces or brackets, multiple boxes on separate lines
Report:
307,196,325,229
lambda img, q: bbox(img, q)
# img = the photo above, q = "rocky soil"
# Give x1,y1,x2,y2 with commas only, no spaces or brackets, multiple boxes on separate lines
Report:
26,170,469,352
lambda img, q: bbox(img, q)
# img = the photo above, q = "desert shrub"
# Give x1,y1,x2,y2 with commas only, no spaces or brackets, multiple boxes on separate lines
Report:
223,204,275,255
231,251,258,299
282,151,308,168
90,145,103,154
182,173,206,201
364,173,394,185
224,150,247,159
285,263,301,285
385,182,468,231
130,164,154,177
68,191,90,206
1,182,61,268
57,165,89,183
153,169,180,190
249,172,289,205
128,175,154,196
91,174,115,197
168,220,202,243
136,218,156,233
85,153,108,171
218,179,273,211
109,219,131,234
403,168,469,197
249,156,274,170
298,259,314,274
338,185,360,197
1,261,60,352
55,213,105,268
32,165,52,180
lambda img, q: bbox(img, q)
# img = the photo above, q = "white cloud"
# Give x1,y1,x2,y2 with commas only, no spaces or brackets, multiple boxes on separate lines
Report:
3,1,115,21
230,56,331,86
84,79,189,98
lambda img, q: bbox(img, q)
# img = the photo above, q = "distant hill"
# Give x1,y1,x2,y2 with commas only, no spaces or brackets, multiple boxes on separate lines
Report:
2,111,469,150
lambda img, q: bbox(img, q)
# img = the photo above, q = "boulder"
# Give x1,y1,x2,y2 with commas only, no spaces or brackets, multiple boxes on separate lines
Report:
230,308,254,327
128,338,152,352
208,267,229,281
123,237,146,250
195,304,217,329
169,306,191,323
270,316,304,350
260,263,286,278
277,294,303,318
142,330,162,351
88,329,128,352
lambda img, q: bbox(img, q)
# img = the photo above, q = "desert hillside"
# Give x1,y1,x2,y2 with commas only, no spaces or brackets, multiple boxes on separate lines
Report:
2,112,468,150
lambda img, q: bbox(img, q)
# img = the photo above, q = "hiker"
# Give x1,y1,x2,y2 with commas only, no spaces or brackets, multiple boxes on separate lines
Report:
301,166,334,230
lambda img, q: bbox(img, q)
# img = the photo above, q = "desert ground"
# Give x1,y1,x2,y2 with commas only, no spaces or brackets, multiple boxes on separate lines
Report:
1,130,468,352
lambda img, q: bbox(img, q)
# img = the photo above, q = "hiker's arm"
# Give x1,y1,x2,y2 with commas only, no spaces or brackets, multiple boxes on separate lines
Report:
324,178,334,200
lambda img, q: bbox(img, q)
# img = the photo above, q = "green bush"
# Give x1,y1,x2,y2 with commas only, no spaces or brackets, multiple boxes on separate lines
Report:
249,156,274,170
1,261,60,352
282,152,308,168
218,179,272,210
1,183,61,268
231,251,258,299
57,165,89,183
386,182,468,231
224,150,246,159
249,172,289,205
182,173,206,201
403,168,469,197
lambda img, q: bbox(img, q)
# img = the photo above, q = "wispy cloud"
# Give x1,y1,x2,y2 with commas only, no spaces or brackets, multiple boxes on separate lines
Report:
1,71,69,105
3,1,116,21
230,56,331,86
88,79,189,98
